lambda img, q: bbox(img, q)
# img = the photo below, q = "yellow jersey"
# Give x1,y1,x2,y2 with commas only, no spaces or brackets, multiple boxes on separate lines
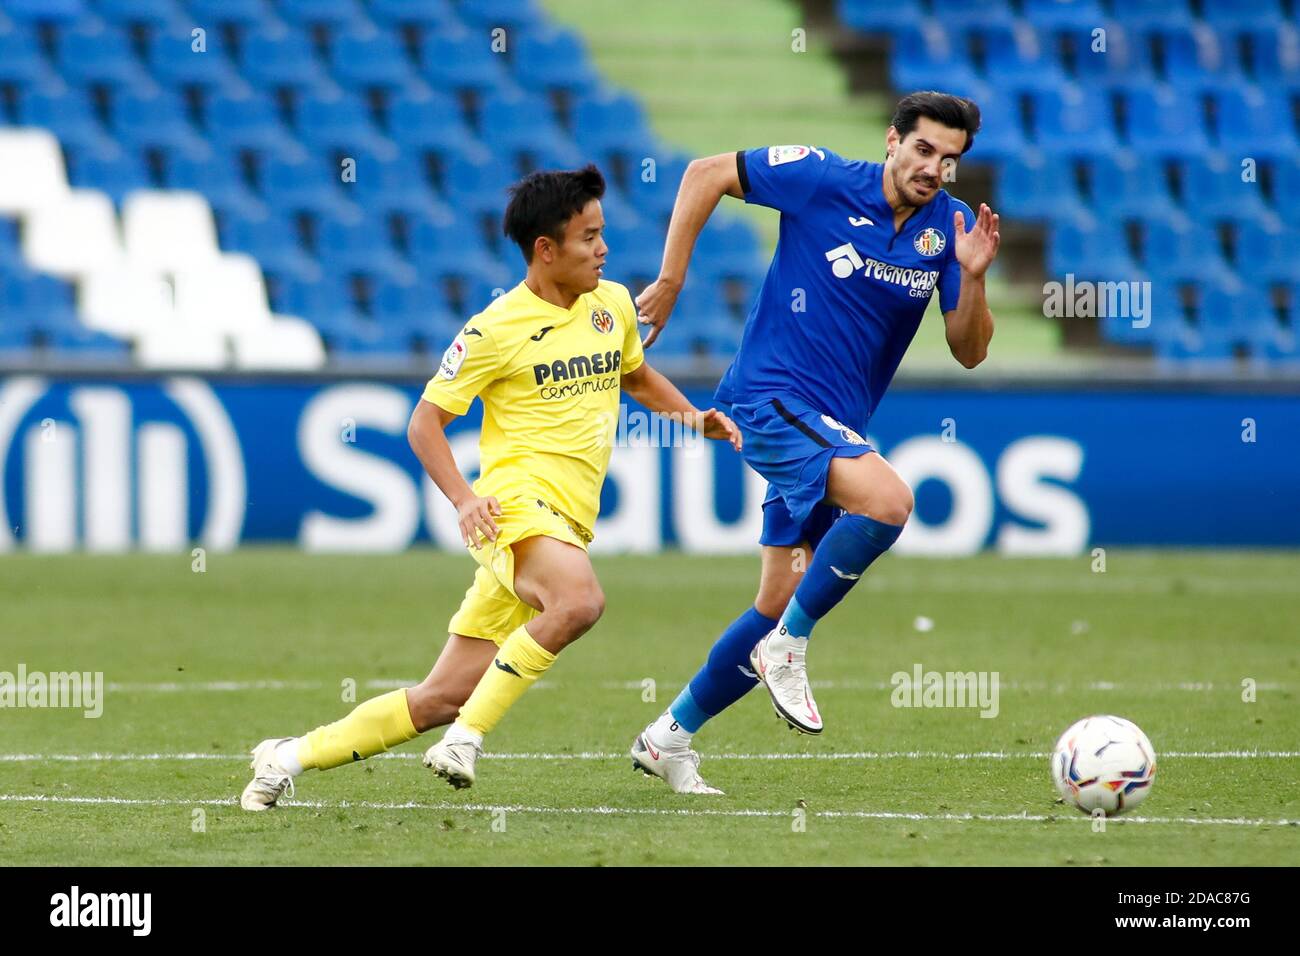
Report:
421,279,645,535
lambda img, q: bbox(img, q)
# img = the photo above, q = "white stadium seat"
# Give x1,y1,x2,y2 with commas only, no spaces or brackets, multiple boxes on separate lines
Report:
21,190,124,278
173,253,273,332
231,316,327,369
134,325,229,370
0,129,70,216
80,267,176,338
122,190,222,274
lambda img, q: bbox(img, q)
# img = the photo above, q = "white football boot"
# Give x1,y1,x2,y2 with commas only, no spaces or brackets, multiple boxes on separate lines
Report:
423,736,482,789
240,737,297,811
750,628,823,734
630,726,724,795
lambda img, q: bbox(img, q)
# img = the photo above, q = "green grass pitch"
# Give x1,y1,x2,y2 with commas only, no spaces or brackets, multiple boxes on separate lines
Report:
1,548,1297,866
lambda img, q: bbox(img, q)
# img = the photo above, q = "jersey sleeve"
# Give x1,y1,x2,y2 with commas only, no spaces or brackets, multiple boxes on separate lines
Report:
938,198,974,313
737,145,833,215
618,289,645,375
421,324,503,415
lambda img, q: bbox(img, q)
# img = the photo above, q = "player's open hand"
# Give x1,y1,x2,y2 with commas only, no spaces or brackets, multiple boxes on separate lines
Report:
635,276,682,349
954,203,1000,278
696,407,743,452
457,494,501,550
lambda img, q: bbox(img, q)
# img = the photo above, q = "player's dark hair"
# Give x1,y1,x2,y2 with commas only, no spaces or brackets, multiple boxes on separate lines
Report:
503,164,606,263
890,91,981,154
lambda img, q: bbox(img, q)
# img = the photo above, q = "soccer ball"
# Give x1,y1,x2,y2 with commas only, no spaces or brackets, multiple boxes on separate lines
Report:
1051,715,1156,816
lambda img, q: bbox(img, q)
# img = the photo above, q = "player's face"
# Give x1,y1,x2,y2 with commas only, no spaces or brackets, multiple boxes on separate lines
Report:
887,116,968,207
549,199,608,293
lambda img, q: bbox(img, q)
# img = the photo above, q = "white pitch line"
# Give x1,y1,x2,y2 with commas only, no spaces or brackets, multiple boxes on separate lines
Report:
2,750,1297,763
0,793,1294,827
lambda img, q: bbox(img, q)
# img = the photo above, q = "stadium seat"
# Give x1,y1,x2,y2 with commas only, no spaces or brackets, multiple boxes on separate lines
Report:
294,89,393,156
148,24,251,89
327,27,421,90
273,273,361,334
17,85,117,153
315,210,415,285
366,0,459,31
889,23,986,100
386,88,481,155
186,0,280,31
1210,87,1297,162
1234,221,1298,284
1138,217,1235,287
510,27,598,94
373,275,461,337
1020,0,1106,31
1112,0,1192,33
80,265,175,336
1045,220,1137,281
571,88,656,160
22,189,124,277
0,24,59,85
1028,86,1120,159
122,189,223,273
973,22,1069,95
1061,24,1156,88
417,27,511,94
205,90,301,155
173,252,275,332
1200,1,1285,35
231,315,326,369
2,266,81,332
836,0,925,37
1120,86,1211,158
239,27,334,92
995,153,1092,225
56,22,154,87
407,212,502,283
135,323,229,367
341,146,448,219
165,145,267,220
45,324,132,360
64,142,154,205
1243,24,1300,87
454,0,545,31
0,129,71,216
3,0,88,25
111,88,207,153
1177,153,1277,228
328,318,416,362
272,0,372,31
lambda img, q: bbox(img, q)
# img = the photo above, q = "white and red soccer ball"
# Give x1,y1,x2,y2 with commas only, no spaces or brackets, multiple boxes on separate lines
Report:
1052,715,1157,816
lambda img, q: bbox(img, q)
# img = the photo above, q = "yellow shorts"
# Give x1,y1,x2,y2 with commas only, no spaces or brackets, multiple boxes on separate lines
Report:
447,496,592,646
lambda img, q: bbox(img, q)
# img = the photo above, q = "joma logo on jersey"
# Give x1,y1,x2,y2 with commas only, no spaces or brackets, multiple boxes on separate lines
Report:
533,350,622,385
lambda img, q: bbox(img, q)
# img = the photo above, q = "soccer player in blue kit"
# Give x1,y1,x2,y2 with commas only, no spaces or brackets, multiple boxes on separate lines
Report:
629,92,1001,793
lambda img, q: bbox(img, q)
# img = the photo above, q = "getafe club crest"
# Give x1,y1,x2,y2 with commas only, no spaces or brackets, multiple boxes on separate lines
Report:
820,414,868,446
591,308,615,334
914,227,945,257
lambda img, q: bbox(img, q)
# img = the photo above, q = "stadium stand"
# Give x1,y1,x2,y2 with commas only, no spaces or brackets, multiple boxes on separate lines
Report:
838,0,1298,366
0,0,764,368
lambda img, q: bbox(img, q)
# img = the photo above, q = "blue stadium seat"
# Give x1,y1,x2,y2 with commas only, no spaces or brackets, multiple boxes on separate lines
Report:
1020,0,1106,31
890,23,985,99
418,27,511,94
94,0,181,27
967,91,1028,162
836,0,924,37
148,23,251,88
1201,1,1285,34
408,213,503,283
373,275,461,336
1270,156,1300,217
367,0,459,31
328,27,420,90
453,0,544,31
1138,217,1235,287
694,216,763,278
167,145,267,220
206,90,301,155
973,22,1069,95
1083,154,1180,221
601,221,666,279
3,0,87,24
272,0,372,31
571,89,656,159
328,319,416,361
1045,221,1137,281
57,22,156,87
923,0,1012,30
443,150,517,215
186,0,278,29
46,325,132,360
510,27,598,93
0,24,58,85
64,142,154,204
342,146,448,219
1029,85,1120,159
1178,153,1277,227
294,89,393,155
112,88,207,152
18,85,117,152
995,153,1092,225
386,88,480,155
1250,285,1300,365
1110,0,1192,32
1234,221,1298,284
273,272,360,334
1244,24,1300,86
622,153,689,219
0,327,34,358
1061,25,1155,88
239,28,334,92
1119,86,1210,157
3,267,80,331
477,89,579,165
315,210,415,284
259,154,355,217
1150,25,1245,88
1210,87,1296,161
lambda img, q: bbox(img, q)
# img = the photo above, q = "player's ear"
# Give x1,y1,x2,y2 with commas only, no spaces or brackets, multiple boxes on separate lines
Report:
885,125,900,159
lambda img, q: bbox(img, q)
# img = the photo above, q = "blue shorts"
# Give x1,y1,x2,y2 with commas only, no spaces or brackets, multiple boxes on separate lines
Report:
727,394,875,547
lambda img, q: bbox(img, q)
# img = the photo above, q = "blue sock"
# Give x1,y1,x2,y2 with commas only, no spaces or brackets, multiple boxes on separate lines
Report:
778,514,903,639
669,606,777,732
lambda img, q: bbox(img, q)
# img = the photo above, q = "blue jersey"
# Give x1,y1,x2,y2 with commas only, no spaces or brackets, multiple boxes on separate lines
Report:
715,145,972,432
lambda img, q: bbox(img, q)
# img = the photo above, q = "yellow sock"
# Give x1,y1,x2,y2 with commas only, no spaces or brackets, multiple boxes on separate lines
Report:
457,625,557,737
297,689,419,771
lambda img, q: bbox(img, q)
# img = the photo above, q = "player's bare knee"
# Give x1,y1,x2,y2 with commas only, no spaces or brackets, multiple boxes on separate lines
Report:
554,588,605,636
406,684,457,733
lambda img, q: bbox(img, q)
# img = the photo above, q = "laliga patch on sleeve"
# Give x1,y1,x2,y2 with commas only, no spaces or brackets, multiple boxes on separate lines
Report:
439,334,468,380
768,145,810,166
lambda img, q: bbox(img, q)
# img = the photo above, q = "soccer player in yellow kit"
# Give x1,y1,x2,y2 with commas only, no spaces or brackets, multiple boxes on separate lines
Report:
240,165,741,808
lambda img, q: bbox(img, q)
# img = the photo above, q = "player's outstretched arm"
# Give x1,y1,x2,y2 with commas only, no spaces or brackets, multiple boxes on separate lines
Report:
943,202,1000,369
620,363,742,450
407,398,501,549
637,152,746,349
